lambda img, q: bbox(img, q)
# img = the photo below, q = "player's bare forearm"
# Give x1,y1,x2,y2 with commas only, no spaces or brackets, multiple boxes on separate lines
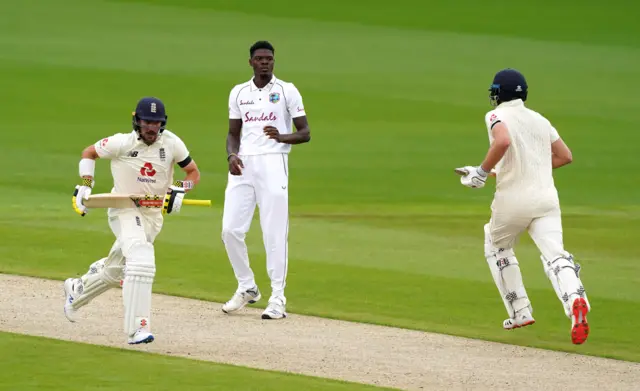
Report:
226,119,242,157
279,128,310,144
552,154,572,169
279,116,311,144
480,141,510,172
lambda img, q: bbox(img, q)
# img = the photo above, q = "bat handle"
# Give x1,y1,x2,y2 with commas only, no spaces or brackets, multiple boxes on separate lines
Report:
183,199,212,207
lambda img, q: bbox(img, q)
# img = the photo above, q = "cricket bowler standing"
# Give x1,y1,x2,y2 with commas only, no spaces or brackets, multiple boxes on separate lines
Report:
456,68,591,344
64,97,201,344
221,41,311,319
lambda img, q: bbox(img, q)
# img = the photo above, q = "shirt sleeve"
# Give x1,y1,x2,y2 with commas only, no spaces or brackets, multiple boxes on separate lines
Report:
94,134,125,159
228,86,242,120
484,110,501,131
549,124,560,143
286,83,306,118
173,136,192,167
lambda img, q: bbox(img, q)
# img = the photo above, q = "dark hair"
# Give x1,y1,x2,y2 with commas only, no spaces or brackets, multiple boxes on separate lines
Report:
250,41,275,58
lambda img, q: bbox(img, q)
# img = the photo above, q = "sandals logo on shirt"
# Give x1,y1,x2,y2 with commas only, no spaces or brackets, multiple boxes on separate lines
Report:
269,92,280,104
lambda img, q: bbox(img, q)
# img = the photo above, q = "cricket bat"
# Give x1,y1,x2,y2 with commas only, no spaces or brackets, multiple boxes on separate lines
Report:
454,167,496,177
83,193,211,209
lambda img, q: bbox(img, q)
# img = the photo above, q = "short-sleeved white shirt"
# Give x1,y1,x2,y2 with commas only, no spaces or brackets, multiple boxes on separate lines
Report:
228,75,306,155
484,99,560,205
94,130,191,214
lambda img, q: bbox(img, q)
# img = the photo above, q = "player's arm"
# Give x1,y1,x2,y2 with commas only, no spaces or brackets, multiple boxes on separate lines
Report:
551,138,573,169
480,122,511,173
264,84,311,144
226,86,245,175
227,119,244,175
73,136,123,216
278,116,311,144
174,159,200,191
548,122,572,169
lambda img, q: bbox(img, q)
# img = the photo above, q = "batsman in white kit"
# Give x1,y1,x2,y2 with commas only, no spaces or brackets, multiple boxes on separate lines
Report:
64,97,201,344
221,41,311,319
456,69,591,345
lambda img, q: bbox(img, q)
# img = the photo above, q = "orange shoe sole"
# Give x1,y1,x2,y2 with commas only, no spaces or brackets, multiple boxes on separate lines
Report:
571,297,590,345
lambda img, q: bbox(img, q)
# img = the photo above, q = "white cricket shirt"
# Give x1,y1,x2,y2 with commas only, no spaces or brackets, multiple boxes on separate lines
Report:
485,99,561,206
94,130,191,214
228,75,306,155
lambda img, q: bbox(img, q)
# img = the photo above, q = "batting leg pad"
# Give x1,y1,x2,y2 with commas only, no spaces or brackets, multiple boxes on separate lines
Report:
123,260,155,337
541,253,590,318
71,258,123,310
486,248,532,319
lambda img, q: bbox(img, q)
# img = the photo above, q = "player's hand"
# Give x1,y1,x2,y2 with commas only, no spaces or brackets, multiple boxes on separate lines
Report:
72,178,94,216
455,166,488,189
263,126,282,142
228,154,244,176
163,185,185,215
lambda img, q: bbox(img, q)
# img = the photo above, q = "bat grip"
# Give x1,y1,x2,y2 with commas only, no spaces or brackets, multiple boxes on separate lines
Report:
182,199,211,207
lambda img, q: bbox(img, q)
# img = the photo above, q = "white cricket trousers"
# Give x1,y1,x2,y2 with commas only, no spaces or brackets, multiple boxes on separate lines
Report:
222,153,289,301
487,200,566,261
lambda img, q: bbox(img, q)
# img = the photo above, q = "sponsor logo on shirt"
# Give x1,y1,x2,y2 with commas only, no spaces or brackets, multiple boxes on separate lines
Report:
244,112,277,122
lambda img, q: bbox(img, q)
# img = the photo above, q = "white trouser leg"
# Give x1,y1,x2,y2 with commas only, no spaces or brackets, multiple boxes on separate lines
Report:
528,212,590,317
222,161,258,292
255,154,289,301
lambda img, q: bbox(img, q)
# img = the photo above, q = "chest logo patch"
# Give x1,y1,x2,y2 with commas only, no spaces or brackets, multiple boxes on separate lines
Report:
269,92,280,104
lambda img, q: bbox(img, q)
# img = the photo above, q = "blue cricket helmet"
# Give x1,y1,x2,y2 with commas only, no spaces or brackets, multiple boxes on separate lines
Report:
132,97,168,132
489,68,528,107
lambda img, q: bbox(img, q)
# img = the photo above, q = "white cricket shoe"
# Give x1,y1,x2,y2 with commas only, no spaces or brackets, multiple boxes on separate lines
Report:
503,308,535,330
261,297,287,320
128,328,154,345
63,278,78,322
221,287,261,314
571,297,589,345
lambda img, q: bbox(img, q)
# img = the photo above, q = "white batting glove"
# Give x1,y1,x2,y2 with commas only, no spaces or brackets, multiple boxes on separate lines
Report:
72,178,94,216
163,185,185,214
455,166,489,189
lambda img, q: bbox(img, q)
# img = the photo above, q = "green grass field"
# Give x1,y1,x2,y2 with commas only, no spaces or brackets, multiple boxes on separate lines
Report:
1,0,639,388
0,332,390,391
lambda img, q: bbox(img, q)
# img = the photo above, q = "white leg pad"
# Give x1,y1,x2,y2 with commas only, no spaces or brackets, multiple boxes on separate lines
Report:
541,253,590,318
486,248,532,319
122,241,156,337
71,258,123,310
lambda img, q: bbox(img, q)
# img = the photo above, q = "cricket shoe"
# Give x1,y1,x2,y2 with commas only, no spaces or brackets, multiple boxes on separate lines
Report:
261,297,287,320
63,278,79,322
221,286,261,314
503,308,535,330
128,328,154,345
571,297,589,345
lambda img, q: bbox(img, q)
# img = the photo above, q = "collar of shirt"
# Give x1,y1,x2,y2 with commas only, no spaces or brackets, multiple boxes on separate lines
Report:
250,75,277,92
131,130,165,147
498,99,525,108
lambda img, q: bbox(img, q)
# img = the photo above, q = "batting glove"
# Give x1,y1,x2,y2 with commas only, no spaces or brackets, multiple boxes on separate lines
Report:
72,178,94,216
456,165,488,189
163,185,185,215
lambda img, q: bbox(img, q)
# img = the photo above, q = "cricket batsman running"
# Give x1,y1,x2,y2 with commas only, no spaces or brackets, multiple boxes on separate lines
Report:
64,97,201,345
456,69,591,345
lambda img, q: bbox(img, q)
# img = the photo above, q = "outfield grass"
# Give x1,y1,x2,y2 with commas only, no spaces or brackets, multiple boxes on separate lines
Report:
1,0,639,364
0,332,391,390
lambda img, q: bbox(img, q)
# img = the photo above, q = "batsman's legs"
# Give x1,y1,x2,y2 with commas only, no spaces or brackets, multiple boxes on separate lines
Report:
221,169,261,313
255,153,289,320
63,216,127,322
528,212,590,344
484,215,535,330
